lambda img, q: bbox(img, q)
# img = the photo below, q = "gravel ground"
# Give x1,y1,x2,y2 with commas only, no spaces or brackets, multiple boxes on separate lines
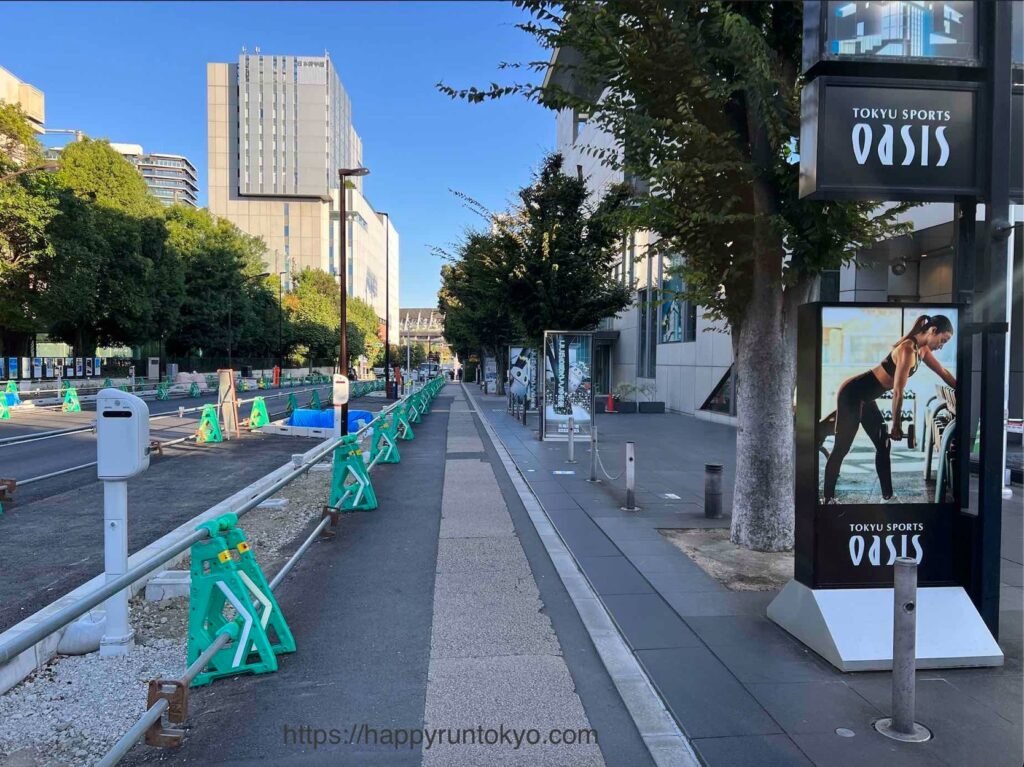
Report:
0,463,334,767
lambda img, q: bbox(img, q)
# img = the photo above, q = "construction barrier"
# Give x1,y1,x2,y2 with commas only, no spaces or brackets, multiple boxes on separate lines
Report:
309,390,321,410
61,387,81,413
285,393,298,415
0,398,9,420
156,383,170,401
189,382,201,398
187,514,295,687
249,397,270,429
196,405,223,444
325,376,445,516
5,381,21,407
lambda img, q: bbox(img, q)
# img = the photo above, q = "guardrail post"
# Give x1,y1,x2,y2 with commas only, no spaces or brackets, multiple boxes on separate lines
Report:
874,557,931,742
567,415,576,464
623,441,637,511
704,464,723,519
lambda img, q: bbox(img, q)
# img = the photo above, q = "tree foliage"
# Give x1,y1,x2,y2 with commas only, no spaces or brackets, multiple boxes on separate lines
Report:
439,152,631,394
0,107,353,367
441,1,915,550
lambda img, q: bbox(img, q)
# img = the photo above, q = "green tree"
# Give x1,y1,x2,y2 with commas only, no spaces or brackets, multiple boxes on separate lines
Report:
285,268,371,368
347,295,383,367
443,1,912,550
439,154,631,395
163,206,272,358
438,229,523,394
0,104,58,357
48,139,183,353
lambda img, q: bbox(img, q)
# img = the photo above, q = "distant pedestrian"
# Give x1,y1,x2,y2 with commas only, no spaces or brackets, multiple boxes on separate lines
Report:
456,368,463,382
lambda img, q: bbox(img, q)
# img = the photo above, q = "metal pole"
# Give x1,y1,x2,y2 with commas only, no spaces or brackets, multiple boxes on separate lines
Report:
875,558,931,742
99,480,134,657
278,270,284,376
588,424,598,482
704,463,723,519
624,441,637,511
973,0,1012,635
567,415,576,463
227,303,232,371
382,211,391,399
338,170,349,436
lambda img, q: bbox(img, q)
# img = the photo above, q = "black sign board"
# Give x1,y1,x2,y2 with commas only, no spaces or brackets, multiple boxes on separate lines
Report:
800,77,982,200
795,303,962,589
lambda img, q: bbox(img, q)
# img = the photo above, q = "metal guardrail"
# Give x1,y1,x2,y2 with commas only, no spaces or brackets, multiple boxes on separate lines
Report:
97,379,443,764
1,384,339,490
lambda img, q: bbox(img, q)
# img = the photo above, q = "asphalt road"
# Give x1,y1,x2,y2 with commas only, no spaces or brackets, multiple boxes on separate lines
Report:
0,383,335,487
0,388,388,633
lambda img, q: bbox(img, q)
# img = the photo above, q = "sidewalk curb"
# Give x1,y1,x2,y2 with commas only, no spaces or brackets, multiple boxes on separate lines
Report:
462,384,701,767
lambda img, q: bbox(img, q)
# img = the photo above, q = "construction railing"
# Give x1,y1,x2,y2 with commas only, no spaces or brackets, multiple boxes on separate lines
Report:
69,376,446,765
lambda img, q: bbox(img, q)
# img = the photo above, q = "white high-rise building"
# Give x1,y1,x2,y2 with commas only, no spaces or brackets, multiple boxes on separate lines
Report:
207,49,398,335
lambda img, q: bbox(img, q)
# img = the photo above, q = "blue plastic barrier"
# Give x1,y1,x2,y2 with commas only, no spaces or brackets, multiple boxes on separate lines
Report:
287,408,373,432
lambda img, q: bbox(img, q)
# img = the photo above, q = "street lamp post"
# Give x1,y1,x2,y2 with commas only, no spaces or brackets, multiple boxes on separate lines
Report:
379,211,392,399
337,167,370,435
277,270,286,375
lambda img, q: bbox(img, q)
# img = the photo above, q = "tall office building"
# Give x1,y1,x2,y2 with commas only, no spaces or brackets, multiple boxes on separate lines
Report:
0,64,44,134
208,49,397,335
110,144,199,207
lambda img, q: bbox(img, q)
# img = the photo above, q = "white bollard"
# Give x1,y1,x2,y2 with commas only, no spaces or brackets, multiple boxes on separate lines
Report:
567,415,576,463
624,441,637,511
100,479,133,657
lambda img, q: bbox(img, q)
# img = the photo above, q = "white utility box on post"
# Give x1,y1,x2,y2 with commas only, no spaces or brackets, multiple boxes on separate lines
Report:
96,389,151,657
333,374,349,437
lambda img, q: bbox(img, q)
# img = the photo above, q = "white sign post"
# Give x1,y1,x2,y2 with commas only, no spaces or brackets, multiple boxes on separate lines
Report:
96,389,151,657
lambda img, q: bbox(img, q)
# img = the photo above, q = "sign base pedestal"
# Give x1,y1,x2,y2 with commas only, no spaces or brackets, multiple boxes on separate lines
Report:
767,580,1003,672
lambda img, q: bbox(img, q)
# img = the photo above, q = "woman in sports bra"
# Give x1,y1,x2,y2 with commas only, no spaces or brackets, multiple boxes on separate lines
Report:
822,314,956,503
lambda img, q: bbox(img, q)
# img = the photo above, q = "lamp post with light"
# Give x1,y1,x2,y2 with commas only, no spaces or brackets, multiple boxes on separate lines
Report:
337,167,370,435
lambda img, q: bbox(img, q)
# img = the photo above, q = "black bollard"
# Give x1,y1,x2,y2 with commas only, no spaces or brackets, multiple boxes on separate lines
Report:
704,463,723,519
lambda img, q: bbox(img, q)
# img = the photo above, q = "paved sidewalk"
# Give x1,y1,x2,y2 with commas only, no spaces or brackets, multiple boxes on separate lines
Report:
124,387,652,766
467,386,1023,767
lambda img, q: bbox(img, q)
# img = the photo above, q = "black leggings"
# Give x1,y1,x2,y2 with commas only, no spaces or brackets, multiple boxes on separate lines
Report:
823,371,892,500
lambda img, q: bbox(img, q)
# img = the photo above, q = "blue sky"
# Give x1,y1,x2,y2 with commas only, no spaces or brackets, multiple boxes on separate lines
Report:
0,1,553,308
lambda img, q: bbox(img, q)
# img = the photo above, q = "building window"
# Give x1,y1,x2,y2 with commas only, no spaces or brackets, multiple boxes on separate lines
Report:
701,365,737,416
820,268,840,302
637,288,658,378
659,254,697,343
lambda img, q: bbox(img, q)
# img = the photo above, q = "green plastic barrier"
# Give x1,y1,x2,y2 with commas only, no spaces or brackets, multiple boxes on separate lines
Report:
249,397,270,429
62,387,81,413
327,434,377,512
187,514,295,687
196,404,223,444
309,389,321,410
189,382,201,398
369,411,401,465
156,382,170,401
286,393,298,415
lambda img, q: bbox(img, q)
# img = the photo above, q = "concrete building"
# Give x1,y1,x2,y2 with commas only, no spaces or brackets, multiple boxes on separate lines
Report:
207,49,398,334
0,64,44,134
109,143,199,207
399,308,452,365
